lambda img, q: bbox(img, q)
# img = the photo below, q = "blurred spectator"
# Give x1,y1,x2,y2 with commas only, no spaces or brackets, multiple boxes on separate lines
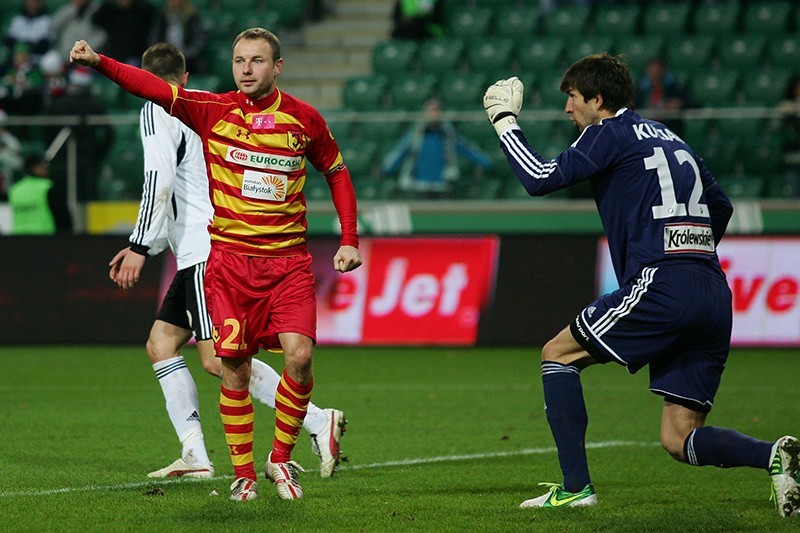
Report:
381,97,492,199
149,0,208,74
634,55,694,135
51,0,108,58
8,152,72,234
0,43,45,116
391,0,445,40
0,110,24,201
92,0,156,66
39,49,68,107
3,0,53,63
43,65,114,201
777,75,800,196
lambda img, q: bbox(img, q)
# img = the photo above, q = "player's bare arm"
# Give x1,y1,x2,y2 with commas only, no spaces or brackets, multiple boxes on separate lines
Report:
69,39,100,67
108,247,145,291
333,245,362,273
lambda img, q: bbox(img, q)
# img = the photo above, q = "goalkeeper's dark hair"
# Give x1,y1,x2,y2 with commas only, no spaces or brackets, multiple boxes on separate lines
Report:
560,53,634,112
142,43,186,84
233,27,281,62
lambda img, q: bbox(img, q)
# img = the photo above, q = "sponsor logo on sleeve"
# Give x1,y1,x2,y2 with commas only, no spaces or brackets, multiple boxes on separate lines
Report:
663,223,715,254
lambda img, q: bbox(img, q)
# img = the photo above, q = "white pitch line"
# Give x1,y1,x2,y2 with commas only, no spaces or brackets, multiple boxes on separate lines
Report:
0,440,659,498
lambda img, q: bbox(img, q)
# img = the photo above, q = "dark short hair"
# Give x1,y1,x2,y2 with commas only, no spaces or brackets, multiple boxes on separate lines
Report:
560,53,635,112
233,27,281,62
141,43,186,83
24,152,47,173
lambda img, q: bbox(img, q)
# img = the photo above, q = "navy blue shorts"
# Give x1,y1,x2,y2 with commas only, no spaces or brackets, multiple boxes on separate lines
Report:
156,262,213,341
570,261,732,413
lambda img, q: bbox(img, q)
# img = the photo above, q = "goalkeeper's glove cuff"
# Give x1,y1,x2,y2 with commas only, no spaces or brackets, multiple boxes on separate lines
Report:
492,114,517,136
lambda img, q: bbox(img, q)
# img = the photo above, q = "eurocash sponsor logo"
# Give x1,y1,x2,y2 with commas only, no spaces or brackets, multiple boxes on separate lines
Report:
664,223,715,254
226,147,302,171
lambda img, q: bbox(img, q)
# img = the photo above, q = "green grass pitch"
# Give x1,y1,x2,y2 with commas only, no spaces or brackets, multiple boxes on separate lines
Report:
0,345,798,531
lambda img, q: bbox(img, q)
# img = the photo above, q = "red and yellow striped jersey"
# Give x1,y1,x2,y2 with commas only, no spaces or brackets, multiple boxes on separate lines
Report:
97,55,359,257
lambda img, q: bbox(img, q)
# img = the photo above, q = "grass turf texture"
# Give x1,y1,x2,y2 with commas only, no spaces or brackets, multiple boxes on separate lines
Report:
0,346,798,531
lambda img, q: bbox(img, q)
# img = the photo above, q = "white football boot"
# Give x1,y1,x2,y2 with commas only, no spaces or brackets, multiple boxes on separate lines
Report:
770,435,800,517
265,452,305,500
310,408,347,477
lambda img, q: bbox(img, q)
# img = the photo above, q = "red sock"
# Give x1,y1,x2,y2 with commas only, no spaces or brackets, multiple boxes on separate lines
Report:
272,370,312,463
220,385,256,481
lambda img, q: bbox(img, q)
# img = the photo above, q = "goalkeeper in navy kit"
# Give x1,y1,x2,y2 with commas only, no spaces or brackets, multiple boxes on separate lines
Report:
483,53,800,516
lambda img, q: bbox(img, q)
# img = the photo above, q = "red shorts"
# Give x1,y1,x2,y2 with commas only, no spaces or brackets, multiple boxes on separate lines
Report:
205,247,316,358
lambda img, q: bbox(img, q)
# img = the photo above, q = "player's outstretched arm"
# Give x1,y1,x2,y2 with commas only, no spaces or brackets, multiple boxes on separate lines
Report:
333,245,362,273
69,39,100,67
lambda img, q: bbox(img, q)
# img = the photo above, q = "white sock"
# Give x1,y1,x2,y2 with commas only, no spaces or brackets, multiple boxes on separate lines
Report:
249,357,327,435
153,355,210,465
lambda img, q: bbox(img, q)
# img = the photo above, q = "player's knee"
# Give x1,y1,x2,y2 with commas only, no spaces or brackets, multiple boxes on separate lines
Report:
660,432,688,463
145,336,178,363
541,337,563,362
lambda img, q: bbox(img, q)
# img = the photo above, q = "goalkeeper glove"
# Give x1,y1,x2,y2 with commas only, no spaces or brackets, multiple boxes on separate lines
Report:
483,77,524,135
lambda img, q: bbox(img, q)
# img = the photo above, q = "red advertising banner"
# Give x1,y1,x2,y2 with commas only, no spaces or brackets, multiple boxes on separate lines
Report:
596,237,800,347
314,236,500,345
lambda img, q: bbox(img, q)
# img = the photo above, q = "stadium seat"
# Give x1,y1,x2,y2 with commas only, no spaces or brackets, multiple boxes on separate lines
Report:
536,69,567,108
542,5,591,37
642,4,691,36
615,35,665,75
457,119,498,148
699,138,740,176
326,120,355,143
720,174,766,199
767,35,800,71
689,69,741,108
389,74,437,111
742,68,791,106
716,35,767,70
186,75,221,92
715,117,766,142
439,72,487,111
495,7,539,42
665,35,716,72
371,40,419,80
418,38,465,74
743,1,792,34
516,36,565,72
341,75,388,111
270,0,310,27
340,141,378,178
91,77,124,110
465,37,515,73
203,10,239,40
766,173,800,198
446,8,493,38
680,118,712,148
352,174,398,201
594,5,640,37
359,119,408,149
217,0,260,9
691,3,740,35
563,36,614,66
742,140,783,178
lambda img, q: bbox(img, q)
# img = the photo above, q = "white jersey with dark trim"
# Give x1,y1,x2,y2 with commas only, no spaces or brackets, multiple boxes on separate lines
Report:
498,108,733,286
130,100,212,270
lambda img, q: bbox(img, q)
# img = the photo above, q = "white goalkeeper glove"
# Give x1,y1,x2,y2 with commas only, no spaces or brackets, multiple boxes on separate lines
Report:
483,77,524,136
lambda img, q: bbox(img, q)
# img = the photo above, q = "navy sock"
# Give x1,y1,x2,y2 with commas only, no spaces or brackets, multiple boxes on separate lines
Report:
541,361,591,492
684,426,773,469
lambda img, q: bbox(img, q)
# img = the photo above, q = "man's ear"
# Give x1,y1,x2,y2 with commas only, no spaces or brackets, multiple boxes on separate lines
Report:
594,93,604,110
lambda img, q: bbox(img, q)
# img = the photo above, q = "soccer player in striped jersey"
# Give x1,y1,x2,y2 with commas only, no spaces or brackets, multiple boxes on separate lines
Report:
108,43,347,484
73,28,362,501
483,54,800,516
